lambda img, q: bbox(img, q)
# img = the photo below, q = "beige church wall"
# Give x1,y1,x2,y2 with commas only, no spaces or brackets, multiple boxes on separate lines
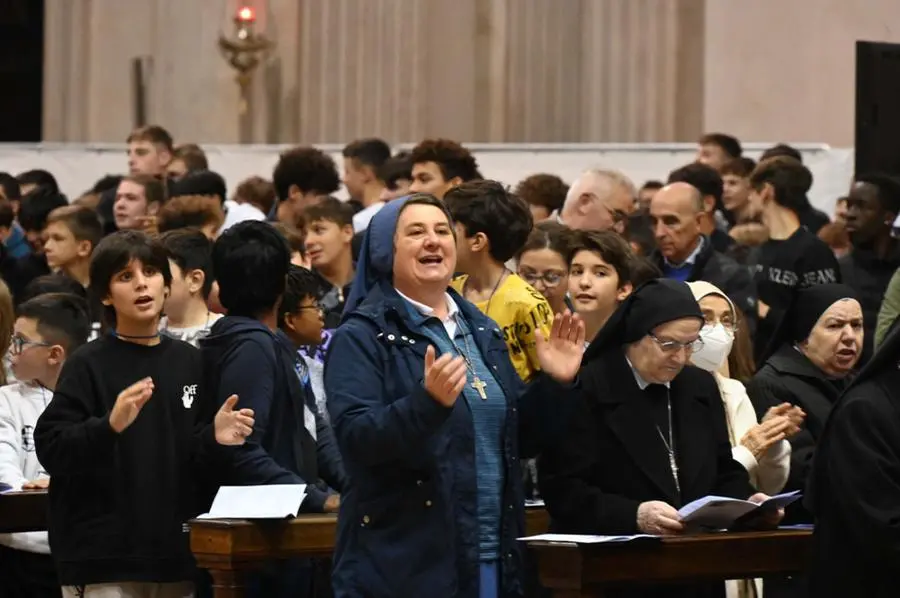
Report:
702,0,900,147
41,0,900,145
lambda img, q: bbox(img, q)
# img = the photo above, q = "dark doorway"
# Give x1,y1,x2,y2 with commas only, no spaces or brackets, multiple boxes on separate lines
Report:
0,0,44,141
856,41,900,177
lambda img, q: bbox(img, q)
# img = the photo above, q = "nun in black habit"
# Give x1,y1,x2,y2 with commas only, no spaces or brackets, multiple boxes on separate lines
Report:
745,283,862,525
539,280,774,598
805,321,900,597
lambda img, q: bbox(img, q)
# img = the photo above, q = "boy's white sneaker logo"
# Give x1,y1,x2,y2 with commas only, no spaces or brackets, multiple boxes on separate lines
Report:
182,384,198,409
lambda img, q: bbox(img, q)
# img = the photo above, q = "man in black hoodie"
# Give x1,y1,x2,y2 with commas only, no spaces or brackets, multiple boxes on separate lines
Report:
200,221,346,596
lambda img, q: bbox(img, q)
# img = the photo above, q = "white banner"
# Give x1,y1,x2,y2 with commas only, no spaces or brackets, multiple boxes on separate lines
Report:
0,143,854,216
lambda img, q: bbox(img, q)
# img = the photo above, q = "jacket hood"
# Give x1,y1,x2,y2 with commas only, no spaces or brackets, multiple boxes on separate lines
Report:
199,316,280,361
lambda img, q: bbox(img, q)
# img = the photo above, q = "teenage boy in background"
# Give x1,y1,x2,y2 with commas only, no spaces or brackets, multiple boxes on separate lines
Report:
12,187,69,297
0,292,91,598
158,230,223,347
43,206,103,290
566,230,636,345
447,180,553,381
301,198,356,330
271,146,341,227
279,265,328,419
747,157,841,362
34,230,254,598
341,137,391,230
43,205,106,335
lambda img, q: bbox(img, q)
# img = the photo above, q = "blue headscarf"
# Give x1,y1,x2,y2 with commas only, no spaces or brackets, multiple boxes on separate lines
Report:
342,196,413,317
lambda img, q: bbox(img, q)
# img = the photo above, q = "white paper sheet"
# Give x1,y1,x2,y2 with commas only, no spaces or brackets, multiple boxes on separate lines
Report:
518,533,658,544
196,484,308,519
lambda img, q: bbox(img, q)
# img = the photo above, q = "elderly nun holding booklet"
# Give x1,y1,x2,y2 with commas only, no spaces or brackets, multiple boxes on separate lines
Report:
324,193,585,598
539,279,782,598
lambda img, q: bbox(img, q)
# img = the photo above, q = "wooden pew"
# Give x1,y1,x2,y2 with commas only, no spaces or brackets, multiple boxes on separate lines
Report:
190,506,550,598
0,492,811,598
525,529,812,597
0,490,48,533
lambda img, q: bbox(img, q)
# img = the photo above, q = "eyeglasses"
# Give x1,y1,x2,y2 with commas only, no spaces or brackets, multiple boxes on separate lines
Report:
649,333,704,354
704,315,738,334
296,303,324,314
602,203,629,225
584,193,628,225
518,270,566,288
10,335,51,356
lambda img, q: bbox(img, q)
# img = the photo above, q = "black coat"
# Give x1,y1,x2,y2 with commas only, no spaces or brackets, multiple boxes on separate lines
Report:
745,345,847,524
651,237,758,336
806,337,900,597
539,349,753,597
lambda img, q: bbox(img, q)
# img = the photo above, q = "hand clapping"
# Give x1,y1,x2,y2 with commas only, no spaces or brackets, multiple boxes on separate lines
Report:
764,402,805,434
423,345,467,407
109,377,155,433
214,395,255,445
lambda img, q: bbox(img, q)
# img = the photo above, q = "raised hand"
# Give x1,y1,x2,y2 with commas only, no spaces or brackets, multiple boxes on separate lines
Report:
535,311,586,385
215,395,255,445
109,377,154,433
423,345,467,407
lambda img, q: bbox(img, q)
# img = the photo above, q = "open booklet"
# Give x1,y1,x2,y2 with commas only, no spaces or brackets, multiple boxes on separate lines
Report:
678,490,802,530
196,484,308,520
518,533,659,544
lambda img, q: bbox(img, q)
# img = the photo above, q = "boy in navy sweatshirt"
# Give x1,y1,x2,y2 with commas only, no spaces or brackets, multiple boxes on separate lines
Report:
34,231,255,598
200,222,346,598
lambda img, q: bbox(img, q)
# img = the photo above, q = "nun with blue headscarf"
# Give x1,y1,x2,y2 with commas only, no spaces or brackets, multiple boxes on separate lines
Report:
325,193,585,598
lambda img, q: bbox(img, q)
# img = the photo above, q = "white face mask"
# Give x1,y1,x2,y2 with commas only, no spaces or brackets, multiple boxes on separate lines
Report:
691,324,734,373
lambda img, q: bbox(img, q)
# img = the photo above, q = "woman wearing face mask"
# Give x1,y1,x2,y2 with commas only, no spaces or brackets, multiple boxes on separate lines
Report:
689,282,806,598
687,282,804,496
746,283,863,526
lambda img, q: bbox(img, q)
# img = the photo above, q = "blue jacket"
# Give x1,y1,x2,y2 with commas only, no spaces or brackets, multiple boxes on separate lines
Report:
199,317,346,511
4,223,32,260
325,280,577,598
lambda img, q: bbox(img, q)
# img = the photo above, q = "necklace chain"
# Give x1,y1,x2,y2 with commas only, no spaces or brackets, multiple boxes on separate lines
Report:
446,315,490,400
655,388,680,495
115,332,161,339
466,269,508,316
448,315,476,375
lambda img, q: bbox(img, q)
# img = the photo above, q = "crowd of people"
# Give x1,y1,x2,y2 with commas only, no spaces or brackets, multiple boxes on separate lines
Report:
0,126,896,598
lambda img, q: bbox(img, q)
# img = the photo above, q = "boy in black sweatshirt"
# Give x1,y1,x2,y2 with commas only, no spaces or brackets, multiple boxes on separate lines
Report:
747,157,841,362
34,231,255,598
